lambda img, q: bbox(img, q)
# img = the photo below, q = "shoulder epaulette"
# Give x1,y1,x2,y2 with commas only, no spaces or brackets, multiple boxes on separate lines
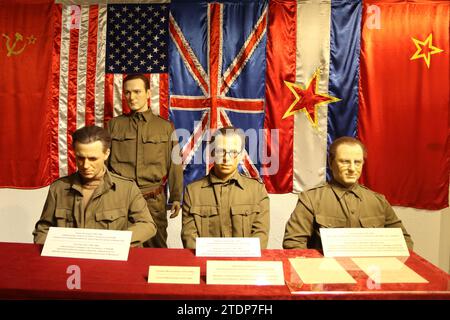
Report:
238,172,264,184
109,172,134,183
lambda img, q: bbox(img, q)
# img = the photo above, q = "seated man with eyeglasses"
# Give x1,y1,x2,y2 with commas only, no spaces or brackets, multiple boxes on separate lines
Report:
181,126,270,249
283,136,413,250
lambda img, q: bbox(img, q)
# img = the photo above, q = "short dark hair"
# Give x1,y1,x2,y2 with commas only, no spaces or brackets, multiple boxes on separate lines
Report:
210,126,246,152
329,136,367,163
123,74,150,91
72,125,111,152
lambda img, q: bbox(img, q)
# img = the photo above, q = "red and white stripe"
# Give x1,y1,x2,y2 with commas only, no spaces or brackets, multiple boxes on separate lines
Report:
263,1,332,192
53,3,168,178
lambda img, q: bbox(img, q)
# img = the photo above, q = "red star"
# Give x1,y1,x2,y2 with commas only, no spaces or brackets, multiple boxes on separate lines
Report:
283,70,340,126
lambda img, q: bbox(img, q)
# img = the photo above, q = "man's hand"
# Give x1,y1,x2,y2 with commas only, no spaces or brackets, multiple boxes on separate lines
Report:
169,201,181,218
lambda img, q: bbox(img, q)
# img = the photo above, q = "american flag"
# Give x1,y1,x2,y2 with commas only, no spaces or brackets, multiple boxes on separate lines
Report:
51,2,169,177
105,4,168,74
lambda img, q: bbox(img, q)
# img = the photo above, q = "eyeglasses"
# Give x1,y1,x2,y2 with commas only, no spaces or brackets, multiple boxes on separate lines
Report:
214,149,241,159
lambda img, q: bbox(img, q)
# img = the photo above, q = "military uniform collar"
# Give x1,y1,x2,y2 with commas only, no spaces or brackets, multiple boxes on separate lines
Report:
202,170,245,189
329,180,363,200
69,167,116,194
131,108,153,122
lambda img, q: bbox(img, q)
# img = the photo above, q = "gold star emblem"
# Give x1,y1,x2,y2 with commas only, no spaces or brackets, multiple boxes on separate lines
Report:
410,33,443,68
283,69,341,127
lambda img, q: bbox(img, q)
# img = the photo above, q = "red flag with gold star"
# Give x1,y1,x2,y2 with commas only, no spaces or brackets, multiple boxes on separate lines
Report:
359,0,449,209
0,0,57,187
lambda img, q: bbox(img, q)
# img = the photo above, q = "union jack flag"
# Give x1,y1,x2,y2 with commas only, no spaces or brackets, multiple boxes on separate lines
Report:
169,0,268,186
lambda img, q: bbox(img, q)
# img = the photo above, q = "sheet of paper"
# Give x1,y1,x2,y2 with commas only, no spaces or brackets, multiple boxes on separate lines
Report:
352,257,428,284
206,260,285,285
320,228,410,257
148,266,200,284
288,258,356,284
196,237,261,257
41,227,132,261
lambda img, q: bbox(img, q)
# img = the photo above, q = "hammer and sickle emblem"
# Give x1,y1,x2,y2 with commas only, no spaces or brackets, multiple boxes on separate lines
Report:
2,32,36,57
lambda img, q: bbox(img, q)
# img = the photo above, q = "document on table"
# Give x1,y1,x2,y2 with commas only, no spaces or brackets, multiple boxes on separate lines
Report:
320,228,410,257
148,266,200,284
196,237,261,257
41,227,132,261
288,258,356,284
206,260,285,285
352,257,428,284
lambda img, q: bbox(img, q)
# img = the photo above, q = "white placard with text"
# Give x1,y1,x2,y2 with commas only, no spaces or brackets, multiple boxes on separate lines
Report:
41,227,132,261
320,228,409,257
148,266,201,284
196,237,261,257
206,260,285,285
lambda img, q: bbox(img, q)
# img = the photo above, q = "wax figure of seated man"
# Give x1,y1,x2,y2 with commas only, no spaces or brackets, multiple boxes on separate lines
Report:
283,136,413,250
33,125,156,247
181,126,270,249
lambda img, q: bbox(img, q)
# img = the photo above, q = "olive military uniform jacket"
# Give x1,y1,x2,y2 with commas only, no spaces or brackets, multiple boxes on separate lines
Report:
33,168,156,247
283,182,414,250
182,171,270,249
106,109,183,202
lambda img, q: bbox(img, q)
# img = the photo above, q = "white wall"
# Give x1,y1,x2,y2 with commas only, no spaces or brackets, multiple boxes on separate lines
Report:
1,188,449,273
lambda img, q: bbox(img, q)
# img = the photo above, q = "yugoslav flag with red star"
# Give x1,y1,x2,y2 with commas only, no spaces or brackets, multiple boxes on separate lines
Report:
264,0,449,210
264,0,361,193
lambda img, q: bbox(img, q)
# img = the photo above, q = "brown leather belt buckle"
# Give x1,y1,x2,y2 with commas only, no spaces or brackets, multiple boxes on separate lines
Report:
143,192,156,200
142,186,163,200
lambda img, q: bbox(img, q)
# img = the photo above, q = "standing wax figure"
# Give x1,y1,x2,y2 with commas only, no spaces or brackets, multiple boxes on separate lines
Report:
106,74,183,248
181,127,270,249
283,136,413,250
33,126,156,247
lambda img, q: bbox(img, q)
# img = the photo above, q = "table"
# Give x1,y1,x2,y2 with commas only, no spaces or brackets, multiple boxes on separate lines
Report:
0,242,448,299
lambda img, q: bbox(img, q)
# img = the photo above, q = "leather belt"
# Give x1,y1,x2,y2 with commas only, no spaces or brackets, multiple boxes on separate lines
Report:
141,185,164,200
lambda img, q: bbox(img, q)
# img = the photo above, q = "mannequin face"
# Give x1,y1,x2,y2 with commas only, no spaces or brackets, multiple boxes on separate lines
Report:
74,141,110,180
123,78,150,113
330,143,364,188
212,134,243,180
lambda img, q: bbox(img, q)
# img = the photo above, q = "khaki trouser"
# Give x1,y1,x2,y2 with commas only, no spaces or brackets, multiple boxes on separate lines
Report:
141,186,168,248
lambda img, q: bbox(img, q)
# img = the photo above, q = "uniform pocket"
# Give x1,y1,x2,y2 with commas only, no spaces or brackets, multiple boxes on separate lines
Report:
55,208,74,228
95,208,127,230
111,132,136,163
315,215,347,228
230,204,261,237
359,215,385,228
142,134,169,165
190,206,219,237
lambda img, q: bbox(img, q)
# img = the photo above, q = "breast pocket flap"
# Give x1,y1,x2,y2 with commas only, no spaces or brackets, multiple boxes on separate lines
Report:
95,209,126,222
55,208,70,218
112,131,136,141
230,204,260,216
316,215,347,228
142,134,169,143
190,206,219,217
359,215,385,228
